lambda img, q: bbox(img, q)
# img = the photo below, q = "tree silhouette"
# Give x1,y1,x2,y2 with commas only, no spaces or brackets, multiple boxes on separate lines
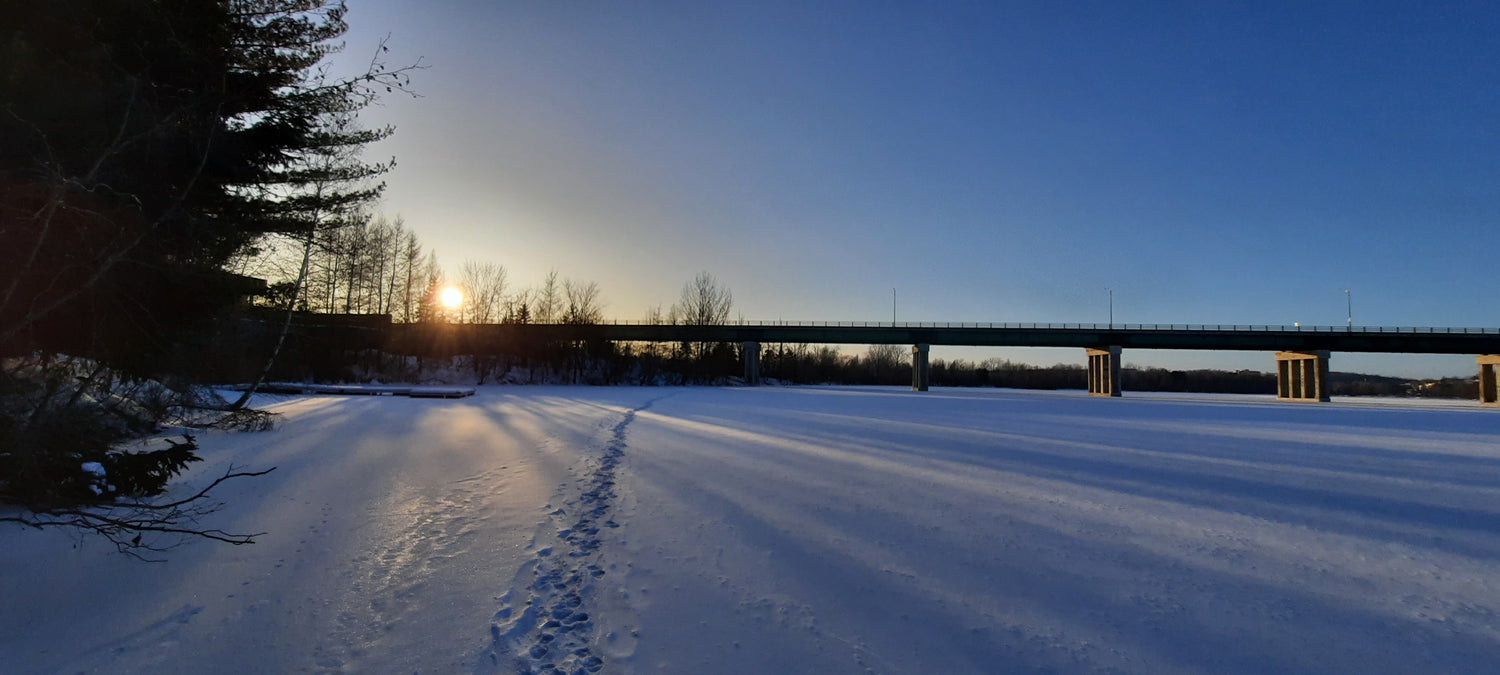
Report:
1,0,418,552
668,272,734,378
671,271,734,327
459,260,508,324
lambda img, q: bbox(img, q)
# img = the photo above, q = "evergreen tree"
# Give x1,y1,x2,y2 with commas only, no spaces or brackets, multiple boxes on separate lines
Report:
1,0,415,367
0,0,416,551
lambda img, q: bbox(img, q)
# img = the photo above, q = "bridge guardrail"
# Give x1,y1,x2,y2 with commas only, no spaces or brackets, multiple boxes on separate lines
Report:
567,320,1500,334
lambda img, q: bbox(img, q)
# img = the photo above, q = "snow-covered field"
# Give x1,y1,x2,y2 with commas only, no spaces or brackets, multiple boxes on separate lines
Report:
5,386,1500,674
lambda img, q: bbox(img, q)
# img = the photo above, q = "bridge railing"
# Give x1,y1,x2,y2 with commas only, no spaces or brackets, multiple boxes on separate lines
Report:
576,320,1500,334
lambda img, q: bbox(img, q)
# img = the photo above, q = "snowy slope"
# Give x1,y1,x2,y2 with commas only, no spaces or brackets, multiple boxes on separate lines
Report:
4,386,1500,674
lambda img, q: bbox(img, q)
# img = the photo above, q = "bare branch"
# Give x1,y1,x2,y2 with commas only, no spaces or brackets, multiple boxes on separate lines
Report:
1,465,276,561
130,467,276,511
0,98,223,346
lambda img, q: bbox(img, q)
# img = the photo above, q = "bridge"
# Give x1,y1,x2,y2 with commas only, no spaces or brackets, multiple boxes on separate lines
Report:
374,320,1500,406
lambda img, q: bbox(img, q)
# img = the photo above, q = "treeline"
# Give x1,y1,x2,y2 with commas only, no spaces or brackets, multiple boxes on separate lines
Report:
1331,374,1476,399
248,316,1480,399
242,235,1477,399
250,216,429,321
244,215,609,327
764,353,1271,393
921,361,1474,398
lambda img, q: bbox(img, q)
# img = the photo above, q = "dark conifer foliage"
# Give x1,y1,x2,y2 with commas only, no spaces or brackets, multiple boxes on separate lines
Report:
1,1,408,367
1,1,410,551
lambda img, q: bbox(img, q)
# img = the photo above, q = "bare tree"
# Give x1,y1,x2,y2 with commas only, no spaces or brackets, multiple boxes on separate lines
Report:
672,271,734,326
458,260,507,324
398,228,423,322
377,217,407,315
670,271,734,366
864,344,910,384
339,222,367,312
279,217,429,319
535,269,561,324
638,304,668,364
562,279,604,325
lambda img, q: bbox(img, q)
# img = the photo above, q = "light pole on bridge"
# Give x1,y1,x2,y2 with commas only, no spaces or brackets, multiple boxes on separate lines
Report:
1350,288,1362,331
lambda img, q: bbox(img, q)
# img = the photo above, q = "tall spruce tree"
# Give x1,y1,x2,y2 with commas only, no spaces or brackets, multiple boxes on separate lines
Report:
1,0,412,367
0,0,415,551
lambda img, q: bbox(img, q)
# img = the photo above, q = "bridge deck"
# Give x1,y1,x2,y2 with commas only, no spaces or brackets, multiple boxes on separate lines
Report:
279,313,1500,356
393,322,1500,355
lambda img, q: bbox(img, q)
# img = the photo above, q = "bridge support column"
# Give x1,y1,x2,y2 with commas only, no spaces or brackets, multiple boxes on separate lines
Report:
743,341,761,385
1479,355,1500,406
1086,347,1122,397
912,344,930,391
1276,351,1330,402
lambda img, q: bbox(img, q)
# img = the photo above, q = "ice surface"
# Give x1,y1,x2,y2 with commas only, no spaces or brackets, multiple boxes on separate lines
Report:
4,386,1499,673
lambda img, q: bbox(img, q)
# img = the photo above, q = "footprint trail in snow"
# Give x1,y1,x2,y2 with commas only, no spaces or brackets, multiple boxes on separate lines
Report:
480,396,664,674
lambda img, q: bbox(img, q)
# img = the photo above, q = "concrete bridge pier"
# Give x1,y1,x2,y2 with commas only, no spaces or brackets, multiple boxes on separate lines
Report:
1276,351,1330,402
743,341,761,385
1479,355,1500,406
912,344,930,391
1086,347,1122,397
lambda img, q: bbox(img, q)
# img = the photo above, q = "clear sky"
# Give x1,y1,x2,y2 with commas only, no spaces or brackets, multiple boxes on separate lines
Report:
336,1,1499,377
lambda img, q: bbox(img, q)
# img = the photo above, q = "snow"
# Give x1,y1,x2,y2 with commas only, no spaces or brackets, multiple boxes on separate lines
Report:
4,386,1500,673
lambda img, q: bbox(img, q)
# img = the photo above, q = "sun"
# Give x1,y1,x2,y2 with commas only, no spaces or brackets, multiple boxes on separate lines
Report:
439,286,463,309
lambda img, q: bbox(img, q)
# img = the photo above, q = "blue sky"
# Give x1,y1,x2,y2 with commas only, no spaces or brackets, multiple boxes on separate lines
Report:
339,1,1499,377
